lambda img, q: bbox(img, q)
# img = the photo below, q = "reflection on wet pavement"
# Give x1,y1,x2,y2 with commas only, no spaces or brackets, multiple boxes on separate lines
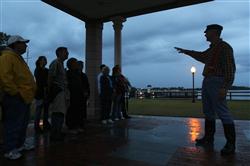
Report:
187,118,202,142
0,116,250,165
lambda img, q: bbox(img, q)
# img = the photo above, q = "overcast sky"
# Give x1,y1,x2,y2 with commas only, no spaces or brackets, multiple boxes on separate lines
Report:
0,0,249,88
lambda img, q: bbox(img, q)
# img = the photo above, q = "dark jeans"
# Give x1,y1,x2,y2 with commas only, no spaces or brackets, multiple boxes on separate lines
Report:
79,98,88,127
34,99,49,128
2,94,30,152
202,76,234,124
66,98,86,129
100,97,112,120
121,95,129,117
112,94,122,119
51,112,64,134
81,98,88,119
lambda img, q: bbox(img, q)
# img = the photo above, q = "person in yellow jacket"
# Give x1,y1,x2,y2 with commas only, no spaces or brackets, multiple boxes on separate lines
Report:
0,35,36,160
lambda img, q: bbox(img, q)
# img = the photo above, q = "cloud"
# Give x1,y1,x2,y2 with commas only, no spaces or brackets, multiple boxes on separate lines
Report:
2,1,86,69
1,0,249,87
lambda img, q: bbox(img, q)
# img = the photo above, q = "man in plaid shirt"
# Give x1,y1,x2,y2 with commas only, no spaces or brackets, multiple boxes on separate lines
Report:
175,24,236,156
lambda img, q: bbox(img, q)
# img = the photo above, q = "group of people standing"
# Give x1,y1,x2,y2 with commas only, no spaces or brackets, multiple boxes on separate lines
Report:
0,36,90,160
34,47,90,140
98,64,131,125
0,23,237,160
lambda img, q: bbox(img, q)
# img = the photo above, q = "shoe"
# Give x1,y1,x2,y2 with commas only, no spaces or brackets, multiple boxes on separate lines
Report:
221,123,236,156
102,120,107,124
124,115,131,119
107,119,114,124
4,149,22,160
196,119,215,146
221,142,235,156
195,137,214,146
17,141,35,152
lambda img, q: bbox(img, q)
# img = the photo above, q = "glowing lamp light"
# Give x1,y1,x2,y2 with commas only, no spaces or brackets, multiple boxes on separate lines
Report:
191,66,196,73
190,66,196,103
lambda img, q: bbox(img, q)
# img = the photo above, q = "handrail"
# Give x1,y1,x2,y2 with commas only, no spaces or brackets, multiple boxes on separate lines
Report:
136,90,250,100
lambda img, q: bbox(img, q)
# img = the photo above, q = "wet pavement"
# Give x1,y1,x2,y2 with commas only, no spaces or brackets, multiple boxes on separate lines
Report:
0,116,250,166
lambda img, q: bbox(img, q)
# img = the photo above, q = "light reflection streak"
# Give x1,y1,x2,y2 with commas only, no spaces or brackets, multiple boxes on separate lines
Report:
187,118,202,142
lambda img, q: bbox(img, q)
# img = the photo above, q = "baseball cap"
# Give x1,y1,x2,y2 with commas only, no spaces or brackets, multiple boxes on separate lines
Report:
7,35,29,46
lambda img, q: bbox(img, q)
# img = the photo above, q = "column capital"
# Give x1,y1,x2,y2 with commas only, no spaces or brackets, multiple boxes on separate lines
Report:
111,16,126,30
85,21,103,30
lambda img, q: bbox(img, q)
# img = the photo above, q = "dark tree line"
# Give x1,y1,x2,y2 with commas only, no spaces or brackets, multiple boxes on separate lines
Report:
0,32,10,45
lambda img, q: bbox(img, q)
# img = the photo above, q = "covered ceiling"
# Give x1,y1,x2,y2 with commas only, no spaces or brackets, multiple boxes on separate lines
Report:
42,0,213,22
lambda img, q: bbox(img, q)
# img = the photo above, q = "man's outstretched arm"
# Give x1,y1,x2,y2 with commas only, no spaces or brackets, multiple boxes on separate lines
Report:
174,47,207,63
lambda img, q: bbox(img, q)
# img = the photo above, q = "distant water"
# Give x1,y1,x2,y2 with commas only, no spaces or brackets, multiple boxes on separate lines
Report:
197,90,250,100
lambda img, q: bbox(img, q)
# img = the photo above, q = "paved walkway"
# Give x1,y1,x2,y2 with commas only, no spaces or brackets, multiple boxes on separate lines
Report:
0,116,250,166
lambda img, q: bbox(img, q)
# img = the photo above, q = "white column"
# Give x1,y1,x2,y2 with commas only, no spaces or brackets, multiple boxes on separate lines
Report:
85,21,103,119
112,17,126,68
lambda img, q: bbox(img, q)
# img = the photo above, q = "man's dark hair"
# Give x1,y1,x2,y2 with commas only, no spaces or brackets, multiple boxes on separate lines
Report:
66,57,77,70
78,60,84,64
56,47,67,57
100,64,106,70
77,60,84,68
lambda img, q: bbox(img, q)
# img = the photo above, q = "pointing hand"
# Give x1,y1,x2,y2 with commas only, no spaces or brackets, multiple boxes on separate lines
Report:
174,47,185,53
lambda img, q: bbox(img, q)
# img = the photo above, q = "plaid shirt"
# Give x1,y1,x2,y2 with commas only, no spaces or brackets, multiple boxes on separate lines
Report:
189,39,236,89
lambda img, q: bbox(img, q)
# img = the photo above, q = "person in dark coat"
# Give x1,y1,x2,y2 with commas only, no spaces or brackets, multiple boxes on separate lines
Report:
111,65,126,121
77,60,90,129
114,65,132,119
34,56,50,133
66,58,86,133
100,66,113,124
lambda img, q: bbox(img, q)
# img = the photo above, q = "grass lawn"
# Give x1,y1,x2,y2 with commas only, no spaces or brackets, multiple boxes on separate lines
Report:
128,99,250,120
0,99,249,120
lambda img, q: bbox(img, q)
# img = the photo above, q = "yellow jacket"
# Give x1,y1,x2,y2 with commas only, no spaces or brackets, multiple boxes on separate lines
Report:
0,49,36,104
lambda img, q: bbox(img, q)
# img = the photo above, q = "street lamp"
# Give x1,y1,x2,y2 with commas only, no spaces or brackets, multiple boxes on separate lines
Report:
191,66,196,103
